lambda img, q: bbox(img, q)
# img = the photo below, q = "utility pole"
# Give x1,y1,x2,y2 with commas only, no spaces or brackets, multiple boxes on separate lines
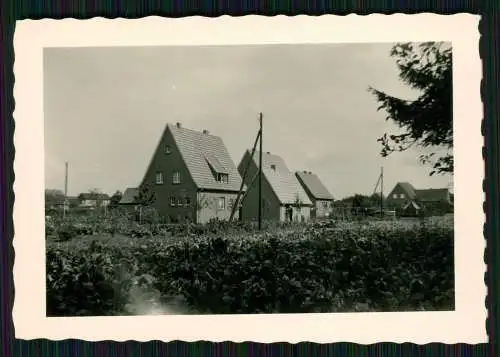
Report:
380,166,384,218
63,161,68,218
258,112,263,230
229,127,261,222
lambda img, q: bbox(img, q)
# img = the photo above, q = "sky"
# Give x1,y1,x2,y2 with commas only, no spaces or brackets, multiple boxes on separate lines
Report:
44,43,453,199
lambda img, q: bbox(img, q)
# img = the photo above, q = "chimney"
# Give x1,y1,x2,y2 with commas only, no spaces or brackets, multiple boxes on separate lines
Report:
309,171,312,174
266,151,270,154
176,122,181,128
303,170,307,173
203,129,209,134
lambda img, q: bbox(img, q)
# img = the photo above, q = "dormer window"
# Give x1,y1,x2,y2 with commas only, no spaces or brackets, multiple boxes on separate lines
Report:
270,164,276,171
165,145,171,154
205,154,229,184
217,173,229,183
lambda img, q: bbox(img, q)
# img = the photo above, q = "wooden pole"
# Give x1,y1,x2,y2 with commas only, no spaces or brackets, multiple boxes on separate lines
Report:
63,162,68,218
240,171,259,203
258,112,263,230
229,129,261,221
380,166,384,217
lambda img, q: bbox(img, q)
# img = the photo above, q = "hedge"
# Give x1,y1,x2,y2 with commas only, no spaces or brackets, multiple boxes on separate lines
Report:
46,218,454,316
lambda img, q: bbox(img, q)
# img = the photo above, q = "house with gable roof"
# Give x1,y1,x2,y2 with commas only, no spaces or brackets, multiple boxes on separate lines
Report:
237,150,313,222
386,181,452,216
295,171,334,219
120,122,244,223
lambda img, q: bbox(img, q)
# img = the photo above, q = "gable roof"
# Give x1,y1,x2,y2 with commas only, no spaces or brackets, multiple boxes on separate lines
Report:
396,182,417,199
403,200,421,210
415,188,450,202
296,171,334,201
119,187,139,204
244,150,312,205
166,123,243,192
389,181,450,203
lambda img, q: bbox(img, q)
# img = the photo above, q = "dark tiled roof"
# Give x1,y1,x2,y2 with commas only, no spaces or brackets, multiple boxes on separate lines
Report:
244,150,312,205
78,193,111,200
168,124,243,192
296,171,334,200
397,182,417,199
119,187,139,204
415,188,450,202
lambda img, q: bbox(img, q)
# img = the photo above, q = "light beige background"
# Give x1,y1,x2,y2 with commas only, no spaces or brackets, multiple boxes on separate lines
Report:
13,14,485,343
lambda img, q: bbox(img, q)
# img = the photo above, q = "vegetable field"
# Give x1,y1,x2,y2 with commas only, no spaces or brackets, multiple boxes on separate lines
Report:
46,212,454,316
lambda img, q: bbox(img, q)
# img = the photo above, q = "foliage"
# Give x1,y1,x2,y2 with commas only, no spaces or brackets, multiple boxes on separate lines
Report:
46,215,454,316
134,184,156,224
368,42,453,175
109,190,123,208
134,184,156,207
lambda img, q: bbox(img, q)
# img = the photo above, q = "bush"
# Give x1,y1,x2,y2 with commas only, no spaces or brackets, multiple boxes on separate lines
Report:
56,224,78,241
46,218,454,315
46,240,133,316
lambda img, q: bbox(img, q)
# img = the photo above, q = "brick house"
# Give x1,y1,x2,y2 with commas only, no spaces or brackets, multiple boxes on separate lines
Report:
237,150,312,222
385,182,452,216
122,122,244,224
295,171,334,219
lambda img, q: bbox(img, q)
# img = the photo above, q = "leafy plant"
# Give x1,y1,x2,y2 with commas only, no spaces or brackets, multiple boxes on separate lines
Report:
134,184,156,224
46,216,454,316
368,42,453,175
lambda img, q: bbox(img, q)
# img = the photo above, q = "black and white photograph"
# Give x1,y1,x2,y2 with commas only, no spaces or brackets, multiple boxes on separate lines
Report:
43,41,455,316
13,15,485,343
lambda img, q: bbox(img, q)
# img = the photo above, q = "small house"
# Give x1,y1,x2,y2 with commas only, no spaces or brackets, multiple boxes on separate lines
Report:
118,187,139,212
129,122,244,224
401,200,422,217
386,182,452,215
238,150,313,222
295,171,334,219
77,192,111,208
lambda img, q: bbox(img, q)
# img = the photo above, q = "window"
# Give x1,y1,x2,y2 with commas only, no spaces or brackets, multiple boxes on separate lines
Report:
170,197,176,207
322,202,329,209
399,193,405,199
172,171,181,184
270,164,276,171
216,173,229,183
185,197,191,207
392,193,398,199
177,197,183,206
228,198,235,209
217,197,226,210
165,145,171,154
156,171,164,185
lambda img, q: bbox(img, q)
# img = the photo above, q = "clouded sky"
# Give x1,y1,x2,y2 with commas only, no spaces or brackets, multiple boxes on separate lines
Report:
44,43,452,199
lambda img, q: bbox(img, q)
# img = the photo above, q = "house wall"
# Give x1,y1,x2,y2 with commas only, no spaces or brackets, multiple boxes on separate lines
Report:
140,126,198,222
80,199,110,207
314,199,332,218
238,152,281,221
280,205,312,222
385,184,411,208
196,191,240,223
